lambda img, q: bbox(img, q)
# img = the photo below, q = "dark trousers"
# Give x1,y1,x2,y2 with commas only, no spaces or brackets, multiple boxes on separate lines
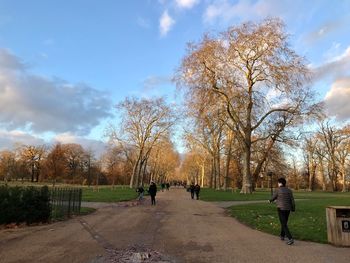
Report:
278,209,292,239
195,192,199,200
151,195,156,205
190,191,194,199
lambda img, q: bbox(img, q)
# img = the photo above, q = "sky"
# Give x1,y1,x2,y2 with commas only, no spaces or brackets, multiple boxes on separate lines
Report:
0,0,350,156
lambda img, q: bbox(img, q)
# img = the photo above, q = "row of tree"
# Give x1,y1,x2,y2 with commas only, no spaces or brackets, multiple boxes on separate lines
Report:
0,143,98,185
302,122,350,192
1,19,349,192
0,97,180,187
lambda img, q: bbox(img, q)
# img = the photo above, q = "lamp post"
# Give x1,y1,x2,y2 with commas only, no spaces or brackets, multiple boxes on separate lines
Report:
267,171,273,197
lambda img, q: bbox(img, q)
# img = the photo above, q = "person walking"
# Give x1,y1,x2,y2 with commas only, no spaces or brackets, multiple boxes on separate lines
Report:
136,185,144,201
269,177,295,245
148,181,157,205
189,182,195,199
194,183,201,200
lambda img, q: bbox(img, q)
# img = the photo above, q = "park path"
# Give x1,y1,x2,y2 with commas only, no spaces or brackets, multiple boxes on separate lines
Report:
1,188,350,263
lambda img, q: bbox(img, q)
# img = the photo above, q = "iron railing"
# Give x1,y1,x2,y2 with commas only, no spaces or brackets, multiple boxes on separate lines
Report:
50,188,82,219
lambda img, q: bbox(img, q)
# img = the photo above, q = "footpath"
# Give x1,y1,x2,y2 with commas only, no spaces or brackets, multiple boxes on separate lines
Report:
0,189,349,263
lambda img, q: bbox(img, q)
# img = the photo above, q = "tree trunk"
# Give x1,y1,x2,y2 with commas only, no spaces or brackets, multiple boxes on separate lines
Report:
209,158,214,189
318,157,326,191
201,163,205,187
223,150,231,191
216,152,221,189
241,142,252,194
31,163,35,182
130,157,140,188
308,161,316,191
341,163,347,192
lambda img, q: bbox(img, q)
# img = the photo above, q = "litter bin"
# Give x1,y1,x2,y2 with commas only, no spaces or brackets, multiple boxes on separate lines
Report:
326,206,350,246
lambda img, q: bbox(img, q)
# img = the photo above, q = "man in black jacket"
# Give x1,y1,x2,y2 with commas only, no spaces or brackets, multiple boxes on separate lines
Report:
269,177,295,245
194,183,200,200
148,181,157,205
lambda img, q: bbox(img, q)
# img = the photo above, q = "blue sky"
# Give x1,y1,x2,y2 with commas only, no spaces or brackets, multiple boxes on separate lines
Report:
0,0,350,155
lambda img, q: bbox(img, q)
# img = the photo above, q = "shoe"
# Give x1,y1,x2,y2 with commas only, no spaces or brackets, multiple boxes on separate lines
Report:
286,239,294,245
280,236,285,241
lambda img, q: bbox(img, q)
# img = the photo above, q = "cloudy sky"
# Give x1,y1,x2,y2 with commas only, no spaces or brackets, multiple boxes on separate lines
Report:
0,0,349,154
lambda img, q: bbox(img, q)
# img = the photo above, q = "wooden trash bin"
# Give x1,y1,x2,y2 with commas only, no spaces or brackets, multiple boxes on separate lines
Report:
326,206,350,246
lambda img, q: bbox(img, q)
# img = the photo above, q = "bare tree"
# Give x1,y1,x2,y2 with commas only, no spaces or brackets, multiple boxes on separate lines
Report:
177,18,321,193
109,97,176,188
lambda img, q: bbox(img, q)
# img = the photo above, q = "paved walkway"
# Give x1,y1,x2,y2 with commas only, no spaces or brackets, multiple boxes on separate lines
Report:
0,189,349,263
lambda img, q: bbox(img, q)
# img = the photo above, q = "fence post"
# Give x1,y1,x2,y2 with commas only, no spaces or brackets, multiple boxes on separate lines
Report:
78,188,82,214
68,189,72,217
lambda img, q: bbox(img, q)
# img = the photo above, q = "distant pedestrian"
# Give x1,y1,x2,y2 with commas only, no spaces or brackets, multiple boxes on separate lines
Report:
189,183,195,199
136,185,144,201
194,183,200,200
166,182,170,191
161,182,165,192
269,177,295,245
148,181,157,205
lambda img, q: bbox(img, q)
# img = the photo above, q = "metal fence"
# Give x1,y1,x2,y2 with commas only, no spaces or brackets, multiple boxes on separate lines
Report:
50,188,82,219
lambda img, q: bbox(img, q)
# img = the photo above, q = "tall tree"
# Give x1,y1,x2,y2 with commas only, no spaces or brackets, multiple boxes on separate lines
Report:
62,143,85,184
109,97,175,188
45,143,66,186
177,18,321,193
19,145,46,182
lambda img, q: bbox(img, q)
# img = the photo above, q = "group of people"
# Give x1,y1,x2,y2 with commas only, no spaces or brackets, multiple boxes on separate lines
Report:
136,181,158,205
135,177,295,246
189,183,201,200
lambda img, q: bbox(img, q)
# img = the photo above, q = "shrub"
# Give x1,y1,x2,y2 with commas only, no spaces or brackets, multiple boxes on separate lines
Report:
0,186,51,225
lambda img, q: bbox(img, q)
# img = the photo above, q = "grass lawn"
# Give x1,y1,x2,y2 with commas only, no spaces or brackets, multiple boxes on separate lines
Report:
228,194,350,243
200,188,350,201
82,186,138,202
200,188,271,201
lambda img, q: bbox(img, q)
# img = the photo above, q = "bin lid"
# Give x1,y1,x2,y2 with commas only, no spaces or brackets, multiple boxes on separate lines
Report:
327,206,350,209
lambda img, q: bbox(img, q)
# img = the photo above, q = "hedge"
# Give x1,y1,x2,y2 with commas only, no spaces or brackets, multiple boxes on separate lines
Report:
0,185,51,225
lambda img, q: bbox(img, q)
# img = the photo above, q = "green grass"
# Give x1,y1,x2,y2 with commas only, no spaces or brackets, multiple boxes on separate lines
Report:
200,188,350,243
200,188,350,201
82,186,138,202
200,188,271,201
229,197,350,243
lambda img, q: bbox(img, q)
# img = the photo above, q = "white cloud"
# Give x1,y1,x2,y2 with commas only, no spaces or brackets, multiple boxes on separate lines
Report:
202,0,318,25
159,10,175,36
324,78,350,120
314,45,350,81
203,0,273,23
0,49,112,135
0,130,45,151
0,130,107,158
54,133,107,158
143,75,172,91
176,0,200,9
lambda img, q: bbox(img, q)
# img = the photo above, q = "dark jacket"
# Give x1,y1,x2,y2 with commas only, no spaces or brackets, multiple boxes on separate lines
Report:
148,184,157,196
137,186,144,193
270,186,295,211
190,184,195,193
194,184,200,193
